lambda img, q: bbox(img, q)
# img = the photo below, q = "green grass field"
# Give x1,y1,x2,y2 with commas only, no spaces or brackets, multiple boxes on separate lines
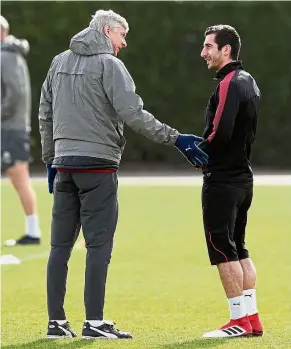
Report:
1,180,291,349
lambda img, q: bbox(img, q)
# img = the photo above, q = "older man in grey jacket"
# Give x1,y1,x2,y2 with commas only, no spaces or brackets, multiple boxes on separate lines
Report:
1,15,41,247
39,9,208,339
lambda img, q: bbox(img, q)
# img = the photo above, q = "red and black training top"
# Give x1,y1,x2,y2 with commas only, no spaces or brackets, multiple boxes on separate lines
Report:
201,61,261,184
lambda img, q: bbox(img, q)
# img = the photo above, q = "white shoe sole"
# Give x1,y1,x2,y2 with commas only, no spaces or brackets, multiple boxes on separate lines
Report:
82,336,118,340
202,328,251,338
46,335,74,339
202,333,251,339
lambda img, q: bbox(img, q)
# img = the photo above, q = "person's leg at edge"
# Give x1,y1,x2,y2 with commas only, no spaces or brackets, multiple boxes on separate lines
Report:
6,162,41,241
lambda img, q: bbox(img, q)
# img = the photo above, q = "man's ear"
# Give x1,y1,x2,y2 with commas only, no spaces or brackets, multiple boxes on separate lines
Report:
103,25,110,38
223,44,231,58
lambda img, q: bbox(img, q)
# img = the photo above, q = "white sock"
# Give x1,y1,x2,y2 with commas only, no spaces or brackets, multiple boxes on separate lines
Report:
243,289,258,315
51,320,67,325
228,295,247,319
86,320,104,327
25,214,41,238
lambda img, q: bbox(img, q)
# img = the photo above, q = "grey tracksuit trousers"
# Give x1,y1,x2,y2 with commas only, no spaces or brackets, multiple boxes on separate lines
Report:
47,171,118,320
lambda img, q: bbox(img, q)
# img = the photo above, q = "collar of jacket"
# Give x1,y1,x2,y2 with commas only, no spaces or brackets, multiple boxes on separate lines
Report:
214,61,243,80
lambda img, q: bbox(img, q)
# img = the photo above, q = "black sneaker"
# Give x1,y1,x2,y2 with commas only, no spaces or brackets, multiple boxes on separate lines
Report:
82,320,132,339
4,235,40,247
47,321,77,339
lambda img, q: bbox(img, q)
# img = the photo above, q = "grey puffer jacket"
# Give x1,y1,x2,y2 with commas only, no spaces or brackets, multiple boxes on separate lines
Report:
39,25,179,165
1,35,31,131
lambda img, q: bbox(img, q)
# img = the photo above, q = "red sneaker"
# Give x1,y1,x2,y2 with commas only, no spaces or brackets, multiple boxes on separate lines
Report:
202,316,252,338
248,313,263,336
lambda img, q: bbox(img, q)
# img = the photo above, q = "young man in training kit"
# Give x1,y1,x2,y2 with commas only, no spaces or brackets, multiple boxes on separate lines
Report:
199,25,263,338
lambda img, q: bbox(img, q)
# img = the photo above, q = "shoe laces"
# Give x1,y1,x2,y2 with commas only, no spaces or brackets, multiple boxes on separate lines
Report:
103,320,120,332
64,321,72,329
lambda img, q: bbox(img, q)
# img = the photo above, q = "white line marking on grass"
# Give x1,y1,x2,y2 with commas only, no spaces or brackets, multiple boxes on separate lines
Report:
4,175,289,186
118,175,291,186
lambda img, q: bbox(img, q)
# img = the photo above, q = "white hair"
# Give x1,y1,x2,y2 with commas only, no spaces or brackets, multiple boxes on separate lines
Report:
0,15,9,34
89,10,129,33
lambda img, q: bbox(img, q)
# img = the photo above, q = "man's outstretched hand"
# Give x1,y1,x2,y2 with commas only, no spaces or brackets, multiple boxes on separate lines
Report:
174,134,208,167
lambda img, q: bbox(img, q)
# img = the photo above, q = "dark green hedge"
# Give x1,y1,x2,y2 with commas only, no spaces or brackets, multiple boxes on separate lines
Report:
2,1,291,168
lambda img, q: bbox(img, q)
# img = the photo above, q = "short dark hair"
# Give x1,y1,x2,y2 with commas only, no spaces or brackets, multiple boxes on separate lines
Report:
205,25,241,60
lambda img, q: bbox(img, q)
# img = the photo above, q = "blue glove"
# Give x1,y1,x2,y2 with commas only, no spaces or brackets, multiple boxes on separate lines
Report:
46,164,57,194
174,134,209,167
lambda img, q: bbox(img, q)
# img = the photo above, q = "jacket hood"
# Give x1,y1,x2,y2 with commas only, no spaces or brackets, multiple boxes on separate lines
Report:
69,26,114,56
1,35,30,55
